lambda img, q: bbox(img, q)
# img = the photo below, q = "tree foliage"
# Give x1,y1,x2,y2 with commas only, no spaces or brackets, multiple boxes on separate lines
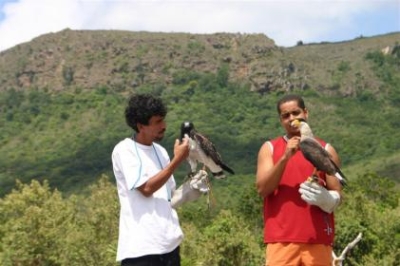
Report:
0,171,398,265
0,176,119,266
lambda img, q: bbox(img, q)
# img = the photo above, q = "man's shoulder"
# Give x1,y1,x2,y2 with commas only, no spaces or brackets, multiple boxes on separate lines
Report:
113,138,132,152
269,136,285,145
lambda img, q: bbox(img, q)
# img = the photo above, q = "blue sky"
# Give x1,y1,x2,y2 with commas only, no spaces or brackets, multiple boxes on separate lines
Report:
0,0,398,52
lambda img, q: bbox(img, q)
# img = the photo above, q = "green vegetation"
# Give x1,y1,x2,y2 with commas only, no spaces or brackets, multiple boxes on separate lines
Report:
0,32,399,264
6,48,399,195
0,86,131,194
0,173,398,265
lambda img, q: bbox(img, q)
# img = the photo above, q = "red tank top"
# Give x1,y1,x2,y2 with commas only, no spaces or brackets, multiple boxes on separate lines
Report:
263,136,335,245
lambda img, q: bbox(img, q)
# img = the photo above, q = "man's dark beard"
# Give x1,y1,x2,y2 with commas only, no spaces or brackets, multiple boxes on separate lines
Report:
154,131,165,142
154,136,164,142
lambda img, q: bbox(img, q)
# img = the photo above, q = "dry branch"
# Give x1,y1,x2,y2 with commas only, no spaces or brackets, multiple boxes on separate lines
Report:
332,232,363,266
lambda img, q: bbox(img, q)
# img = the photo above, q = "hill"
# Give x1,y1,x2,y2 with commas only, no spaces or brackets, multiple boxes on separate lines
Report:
0,29,399,196
1,29,399,96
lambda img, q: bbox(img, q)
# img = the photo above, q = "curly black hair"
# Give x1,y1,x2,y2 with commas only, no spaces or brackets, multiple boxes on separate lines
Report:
125,94,167,132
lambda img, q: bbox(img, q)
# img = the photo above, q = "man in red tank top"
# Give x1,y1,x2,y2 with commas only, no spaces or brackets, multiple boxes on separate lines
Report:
256,94,344,266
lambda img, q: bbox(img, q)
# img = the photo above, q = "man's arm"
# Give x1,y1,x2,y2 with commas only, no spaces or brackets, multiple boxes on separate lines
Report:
256,137,300,198
137,138,189,197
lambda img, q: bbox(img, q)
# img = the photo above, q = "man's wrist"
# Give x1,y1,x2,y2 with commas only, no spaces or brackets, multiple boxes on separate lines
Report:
320,190,341,213
329,190,341,207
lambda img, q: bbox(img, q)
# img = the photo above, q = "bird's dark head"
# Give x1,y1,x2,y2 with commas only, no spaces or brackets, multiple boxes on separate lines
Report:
180,121,195,140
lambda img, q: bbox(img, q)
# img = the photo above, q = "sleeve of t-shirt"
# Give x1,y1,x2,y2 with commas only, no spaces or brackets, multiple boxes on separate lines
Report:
112,143,148,190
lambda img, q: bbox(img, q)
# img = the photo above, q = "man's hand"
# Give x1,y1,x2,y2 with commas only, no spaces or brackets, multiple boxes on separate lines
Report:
171,170,209,209
173,136,190,163
284,136,300,160
299,180,341,213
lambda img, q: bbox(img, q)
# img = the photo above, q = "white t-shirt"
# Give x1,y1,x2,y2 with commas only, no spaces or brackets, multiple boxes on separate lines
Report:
112,138,183,261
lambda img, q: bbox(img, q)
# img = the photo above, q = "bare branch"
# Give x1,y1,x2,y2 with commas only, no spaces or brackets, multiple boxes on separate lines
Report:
332,232,363,266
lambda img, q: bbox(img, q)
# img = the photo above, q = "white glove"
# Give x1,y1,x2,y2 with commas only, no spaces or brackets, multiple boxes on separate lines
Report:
299,181,341,213
189,169,209,193
171,170,209,209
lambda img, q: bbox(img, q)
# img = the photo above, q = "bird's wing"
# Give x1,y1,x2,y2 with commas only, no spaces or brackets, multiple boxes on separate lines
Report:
193,131,235,175
192,131,223,163
300,138,339,175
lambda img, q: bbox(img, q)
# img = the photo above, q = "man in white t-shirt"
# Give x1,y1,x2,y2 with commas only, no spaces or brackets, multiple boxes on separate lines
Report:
112,94,208,266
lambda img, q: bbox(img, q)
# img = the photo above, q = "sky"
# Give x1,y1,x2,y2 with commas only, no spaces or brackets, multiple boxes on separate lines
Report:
0,0,399,52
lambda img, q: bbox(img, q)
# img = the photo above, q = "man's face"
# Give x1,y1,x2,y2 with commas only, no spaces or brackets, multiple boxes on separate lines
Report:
140,115,166,142
278,100,308,136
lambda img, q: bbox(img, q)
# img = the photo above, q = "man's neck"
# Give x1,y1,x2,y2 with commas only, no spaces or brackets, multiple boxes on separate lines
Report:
285,133,300,139
132,133,152,146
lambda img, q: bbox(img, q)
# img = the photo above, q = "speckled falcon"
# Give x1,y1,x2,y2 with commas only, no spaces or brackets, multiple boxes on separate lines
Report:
180,121,234,179
291,118,347,186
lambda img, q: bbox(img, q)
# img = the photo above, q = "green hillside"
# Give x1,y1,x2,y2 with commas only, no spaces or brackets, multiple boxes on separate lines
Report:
1,49,400,195
0,30,399,265
0,31,400,195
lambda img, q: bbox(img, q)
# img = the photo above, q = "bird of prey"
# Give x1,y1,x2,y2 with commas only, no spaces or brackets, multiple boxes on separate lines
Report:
291,119,347,186
180,121,234,179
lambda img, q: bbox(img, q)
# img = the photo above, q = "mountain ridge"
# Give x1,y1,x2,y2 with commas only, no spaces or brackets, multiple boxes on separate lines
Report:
1,29,399,96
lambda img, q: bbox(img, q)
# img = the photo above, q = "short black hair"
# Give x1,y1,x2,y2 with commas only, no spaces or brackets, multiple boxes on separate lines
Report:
276,94,306,114
125,94,167,132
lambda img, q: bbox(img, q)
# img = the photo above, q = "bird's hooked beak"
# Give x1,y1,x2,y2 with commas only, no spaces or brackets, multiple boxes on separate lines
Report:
291,118,306,128
291,119,301,128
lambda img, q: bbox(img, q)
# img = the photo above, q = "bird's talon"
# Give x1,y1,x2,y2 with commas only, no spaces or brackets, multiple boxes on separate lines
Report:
307,175,326,186
184,172,195,182
307,175,318,182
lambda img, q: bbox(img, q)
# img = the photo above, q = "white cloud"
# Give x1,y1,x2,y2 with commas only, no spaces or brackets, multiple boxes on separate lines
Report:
0,0,398,51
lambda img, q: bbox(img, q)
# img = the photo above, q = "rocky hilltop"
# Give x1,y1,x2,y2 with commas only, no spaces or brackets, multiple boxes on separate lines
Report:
0,29,399,96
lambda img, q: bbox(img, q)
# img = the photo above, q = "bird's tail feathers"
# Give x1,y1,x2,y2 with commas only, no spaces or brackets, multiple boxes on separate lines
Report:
335,171,347,187
220,163,235,175
213,171,227,180
329,158,347,187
